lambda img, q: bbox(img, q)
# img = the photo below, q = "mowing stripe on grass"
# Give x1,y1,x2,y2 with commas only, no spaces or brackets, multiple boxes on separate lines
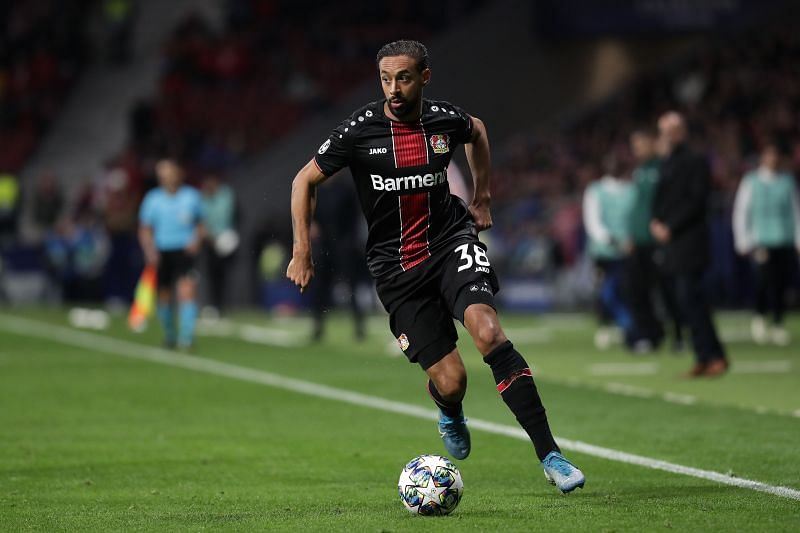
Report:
2,314,799,502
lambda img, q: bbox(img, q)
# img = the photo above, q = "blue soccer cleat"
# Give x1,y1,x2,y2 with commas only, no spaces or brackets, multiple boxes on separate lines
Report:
438,409,471,460
542,451,585,493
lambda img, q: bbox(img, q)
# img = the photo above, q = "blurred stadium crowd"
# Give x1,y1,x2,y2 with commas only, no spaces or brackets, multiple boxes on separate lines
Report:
0,0,798,331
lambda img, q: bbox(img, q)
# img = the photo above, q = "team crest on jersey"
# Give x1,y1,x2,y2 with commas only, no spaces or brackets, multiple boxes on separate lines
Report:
318,139,331,155
430,134,450,154
397,333,410,352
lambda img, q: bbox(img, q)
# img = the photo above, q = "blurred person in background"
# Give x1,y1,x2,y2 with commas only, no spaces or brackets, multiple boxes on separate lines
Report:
100,167,142,307
651,112,727,377
0,171,20,247
200,172,238,317
102,0,135,65
44,210,110,303
732,144,800,346
309,177,366,342
627,128,684,352
31,172,64,236
582,153,635,350
138,159,205,349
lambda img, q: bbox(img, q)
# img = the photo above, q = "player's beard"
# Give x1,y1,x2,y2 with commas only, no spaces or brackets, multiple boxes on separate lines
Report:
387,95,417,120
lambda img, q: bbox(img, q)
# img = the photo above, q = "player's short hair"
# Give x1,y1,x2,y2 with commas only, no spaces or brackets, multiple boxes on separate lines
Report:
376,40,429,72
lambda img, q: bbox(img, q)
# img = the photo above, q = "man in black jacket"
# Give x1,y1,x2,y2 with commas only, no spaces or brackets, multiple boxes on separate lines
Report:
651,112,728,377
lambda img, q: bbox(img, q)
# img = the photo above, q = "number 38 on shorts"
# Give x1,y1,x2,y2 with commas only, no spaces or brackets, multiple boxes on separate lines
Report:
454,243,491,273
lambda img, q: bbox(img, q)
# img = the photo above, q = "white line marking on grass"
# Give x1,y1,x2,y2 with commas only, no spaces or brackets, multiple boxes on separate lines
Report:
196,318,304,347
662,392,697,405
589,362,659,376
603,382,654,398
602,382,697,406
730,361,792,374
1,314,799,502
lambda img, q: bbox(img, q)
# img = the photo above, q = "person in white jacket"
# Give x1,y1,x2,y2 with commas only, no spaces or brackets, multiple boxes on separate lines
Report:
732,144,800,345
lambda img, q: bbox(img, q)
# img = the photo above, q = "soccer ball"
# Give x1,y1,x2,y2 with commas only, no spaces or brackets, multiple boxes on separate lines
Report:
398,454,464,516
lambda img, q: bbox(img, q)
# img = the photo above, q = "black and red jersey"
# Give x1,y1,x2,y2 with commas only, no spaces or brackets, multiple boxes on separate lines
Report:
313,98,475,280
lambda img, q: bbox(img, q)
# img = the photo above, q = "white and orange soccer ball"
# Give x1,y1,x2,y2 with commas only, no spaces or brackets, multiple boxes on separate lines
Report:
398,454,463,516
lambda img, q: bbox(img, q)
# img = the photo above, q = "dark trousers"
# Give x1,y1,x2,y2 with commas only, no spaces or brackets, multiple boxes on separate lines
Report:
625,245,664,344
666,271,725,363
206,248,232,312
753,246,796,324
595,259,632,336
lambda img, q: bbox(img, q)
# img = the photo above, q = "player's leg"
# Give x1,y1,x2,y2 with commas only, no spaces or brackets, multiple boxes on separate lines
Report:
462,304,557,457
376,270,469,459
425,349,471,460
461,301,585,493
156,287,176,347
751,250,769,344
176,273,198,349
769,247,791,345
155,252,176,347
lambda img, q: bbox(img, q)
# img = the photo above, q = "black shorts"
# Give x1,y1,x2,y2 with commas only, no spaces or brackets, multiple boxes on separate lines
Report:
375,237,499,370
157,250,196,289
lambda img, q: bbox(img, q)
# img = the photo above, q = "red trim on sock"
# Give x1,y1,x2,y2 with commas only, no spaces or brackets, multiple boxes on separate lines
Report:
497,368,532,394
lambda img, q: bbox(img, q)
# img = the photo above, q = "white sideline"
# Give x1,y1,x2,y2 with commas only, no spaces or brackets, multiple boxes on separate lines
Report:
1,314,799,502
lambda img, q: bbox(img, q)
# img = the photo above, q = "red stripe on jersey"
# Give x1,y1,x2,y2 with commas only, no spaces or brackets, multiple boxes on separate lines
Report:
390,121,429,168
399,192,431,270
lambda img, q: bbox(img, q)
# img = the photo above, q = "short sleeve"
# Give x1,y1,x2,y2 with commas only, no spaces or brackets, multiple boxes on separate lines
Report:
139,193,154,226
447,103,473,144
313,119,354,176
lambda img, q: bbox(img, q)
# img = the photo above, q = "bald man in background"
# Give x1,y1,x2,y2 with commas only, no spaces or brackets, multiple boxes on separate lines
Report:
651,112,728,377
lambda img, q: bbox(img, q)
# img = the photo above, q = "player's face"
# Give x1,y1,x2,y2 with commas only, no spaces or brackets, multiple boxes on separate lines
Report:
630,133,656,162
156,160,184,191
379,55,430,120
761,147,779,170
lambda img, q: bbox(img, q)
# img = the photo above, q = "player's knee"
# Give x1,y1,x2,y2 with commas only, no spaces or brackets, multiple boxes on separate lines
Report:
434,372,467,402
474,321,507,355
177,278,196,301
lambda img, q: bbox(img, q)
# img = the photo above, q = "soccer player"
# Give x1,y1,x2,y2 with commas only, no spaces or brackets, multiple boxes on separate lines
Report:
138,159,205,349
286,40,584,493
732,144,800,345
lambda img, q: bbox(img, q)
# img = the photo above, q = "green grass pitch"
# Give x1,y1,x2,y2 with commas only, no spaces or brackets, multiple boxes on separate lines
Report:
1,307,799,531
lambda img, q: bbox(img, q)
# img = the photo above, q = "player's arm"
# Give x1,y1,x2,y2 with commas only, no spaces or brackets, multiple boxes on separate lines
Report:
286,159,329,292
186,221,206,256
138,225,159,266
464,115,492,232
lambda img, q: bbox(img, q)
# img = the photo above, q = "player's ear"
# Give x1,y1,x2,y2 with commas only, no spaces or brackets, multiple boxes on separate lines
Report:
421,68,431,86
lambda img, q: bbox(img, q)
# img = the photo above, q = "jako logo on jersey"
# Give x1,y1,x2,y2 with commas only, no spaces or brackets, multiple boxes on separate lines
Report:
398,333,410,352
370,169,447,191
430,134,450,154
318,139,331,155
369,147,388,155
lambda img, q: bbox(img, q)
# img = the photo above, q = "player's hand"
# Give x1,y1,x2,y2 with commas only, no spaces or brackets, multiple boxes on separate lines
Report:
650,220,671,243
286,252,314,293
469,203,493,232
145,248,160,267
184,239,201,256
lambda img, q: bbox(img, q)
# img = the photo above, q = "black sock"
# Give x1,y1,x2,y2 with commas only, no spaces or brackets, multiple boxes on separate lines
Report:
484,340,559,461
427,379,462,418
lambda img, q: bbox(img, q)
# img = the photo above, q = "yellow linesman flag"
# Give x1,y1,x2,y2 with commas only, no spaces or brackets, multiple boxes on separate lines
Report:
128,265,156,332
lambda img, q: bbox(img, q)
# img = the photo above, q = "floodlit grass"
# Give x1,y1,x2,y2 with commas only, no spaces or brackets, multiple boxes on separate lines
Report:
1,307,798,531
